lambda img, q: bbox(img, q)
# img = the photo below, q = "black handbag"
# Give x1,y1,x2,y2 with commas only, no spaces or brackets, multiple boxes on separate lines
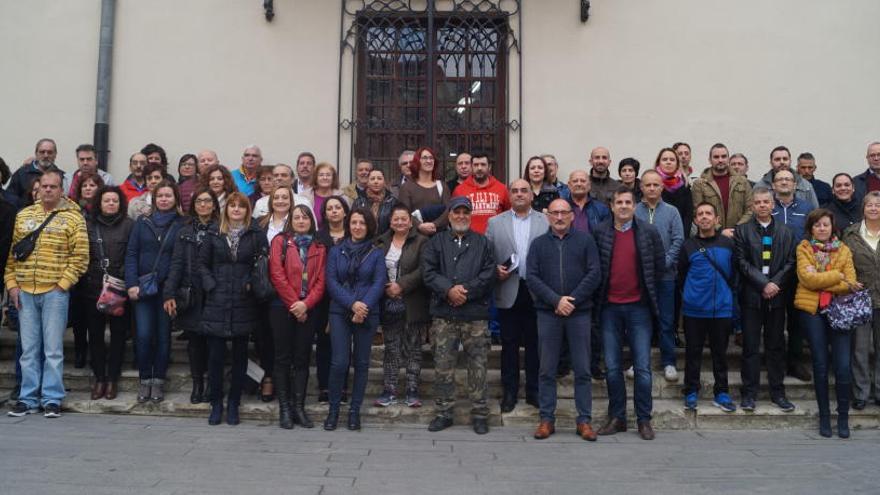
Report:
12,211,59,261
251,234,276,301
175,242,195,312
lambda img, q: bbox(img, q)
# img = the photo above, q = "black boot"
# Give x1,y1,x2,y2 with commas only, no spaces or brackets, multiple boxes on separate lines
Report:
347,409,361,431
208,402,223,425
323,407,339,431
227,401,240,425
837,383,850,439
818,415,832,438
190,377,204,405
276,370,293,429
292,371,314,428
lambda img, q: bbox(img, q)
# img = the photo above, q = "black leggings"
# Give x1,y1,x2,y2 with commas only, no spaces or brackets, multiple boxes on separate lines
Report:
254,306,274,379
270,306,316,378
83,298,129,381
207,336,248,404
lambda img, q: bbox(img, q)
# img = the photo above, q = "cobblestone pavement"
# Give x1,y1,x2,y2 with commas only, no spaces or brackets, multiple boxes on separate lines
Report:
2,414,879,494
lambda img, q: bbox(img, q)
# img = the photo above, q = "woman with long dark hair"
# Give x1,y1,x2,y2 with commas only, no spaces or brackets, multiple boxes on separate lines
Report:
198,192,267,425
269,204,327,429
163,187,220,404
323,207,386,431
124,180,184,403
80,186,133,399
314,195,350,403
824,173,862,236
177,153,199,212
200,164,237,209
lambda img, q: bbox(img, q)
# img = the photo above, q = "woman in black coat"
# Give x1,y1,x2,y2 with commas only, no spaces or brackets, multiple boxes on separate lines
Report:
163,187,220,404
198,192,268,426
655,147,694,236
80,186,133,400
352,169,398,238
313,195,350,403
823,173,862,236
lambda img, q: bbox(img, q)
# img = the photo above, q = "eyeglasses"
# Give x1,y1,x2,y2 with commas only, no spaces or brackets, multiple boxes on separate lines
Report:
244,153,261,158
194,198,213,205
510,188,530,194
547,210,572,217
869,153,880,159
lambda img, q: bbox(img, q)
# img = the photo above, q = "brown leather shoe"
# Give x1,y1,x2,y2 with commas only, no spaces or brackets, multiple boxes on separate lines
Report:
533,420,555,439
637,421,655,440
576,422,597,441
597,418,627,436
105,381,118,400
91,381,106,400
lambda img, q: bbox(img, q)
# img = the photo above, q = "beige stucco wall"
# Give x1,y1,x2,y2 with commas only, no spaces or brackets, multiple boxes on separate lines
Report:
1,0,878,186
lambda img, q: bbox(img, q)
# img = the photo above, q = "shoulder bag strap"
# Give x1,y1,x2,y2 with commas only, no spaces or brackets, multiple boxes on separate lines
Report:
28,210,60,241
696,241,734,290
149,221,174,273
94,223,109,274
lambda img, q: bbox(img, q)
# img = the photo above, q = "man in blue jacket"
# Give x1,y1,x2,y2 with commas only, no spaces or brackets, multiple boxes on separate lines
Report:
422,196,496,434
678,202,737,413
527,198,601,440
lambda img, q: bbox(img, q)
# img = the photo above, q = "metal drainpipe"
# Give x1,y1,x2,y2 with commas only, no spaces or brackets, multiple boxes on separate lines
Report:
94,0,116,171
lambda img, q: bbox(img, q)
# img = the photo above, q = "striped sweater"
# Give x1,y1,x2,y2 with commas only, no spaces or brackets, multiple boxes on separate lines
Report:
4,198,89,294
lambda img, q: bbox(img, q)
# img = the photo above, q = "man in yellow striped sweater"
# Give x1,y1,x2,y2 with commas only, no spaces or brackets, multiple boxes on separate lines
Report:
5,170,89,418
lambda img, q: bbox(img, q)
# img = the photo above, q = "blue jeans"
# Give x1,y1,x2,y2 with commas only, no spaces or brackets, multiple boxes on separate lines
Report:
134,296,171,380
537,310,592,424
328,313,377,411
18,289,70,408
602,302,653,423
800,311,851,416
656,279,677,367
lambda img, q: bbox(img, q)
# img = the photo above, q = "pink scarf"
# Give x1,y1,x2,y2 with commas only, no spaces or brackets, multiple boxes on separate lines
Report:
655,167,686,193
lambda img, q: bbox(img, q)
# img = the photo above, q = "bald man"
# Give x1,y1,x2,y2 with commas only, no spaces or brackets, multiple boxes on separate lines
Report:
588,147,619,206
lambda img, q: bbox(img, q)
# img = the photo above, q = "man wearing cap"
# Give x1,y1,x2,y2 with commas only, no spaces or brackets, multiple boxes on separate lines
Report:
422,196,496,434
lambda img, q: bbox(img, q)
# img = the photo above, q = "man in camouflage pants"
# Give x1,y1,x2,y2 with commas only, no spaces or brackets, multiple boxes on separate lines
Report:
422,196,496,434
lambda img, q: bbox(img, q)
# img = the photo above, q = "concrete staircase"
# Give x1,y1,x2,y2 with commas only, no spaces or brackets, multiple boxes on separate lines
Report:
1,329,878,431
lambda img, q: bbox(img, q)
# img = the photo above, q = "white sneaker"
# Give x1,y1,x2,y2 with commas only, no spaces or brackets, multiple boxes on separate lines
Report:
664,365,678,382
624,366,635,379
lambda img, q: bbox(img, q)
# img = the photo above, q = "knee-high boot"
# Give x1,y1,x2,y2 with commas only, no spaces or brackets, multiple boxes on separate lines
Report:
276,369,293,429
293,370,314,428
836,382,850,439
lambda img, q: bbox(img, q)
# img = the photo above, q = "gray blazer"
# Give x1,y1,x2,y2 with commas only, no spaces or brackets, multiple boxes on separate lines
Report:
485,208,549,309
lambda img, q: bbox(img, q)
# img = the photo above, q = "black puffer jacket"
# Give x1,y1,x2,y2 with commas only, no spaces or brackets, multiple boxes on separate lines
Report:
353,190,399,238
824,197,862,236
79,213,134,299
733,218,796,310
662,184,694,238
592,218,665,317
421,229,496,321
198,224,267,338
163,220,214,331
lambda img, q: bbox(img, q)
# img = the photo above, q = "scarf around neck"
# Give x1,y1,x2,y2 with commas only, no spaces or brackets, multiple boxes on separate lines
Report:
342,237,373,280
655,167,685,193
809,236,841,272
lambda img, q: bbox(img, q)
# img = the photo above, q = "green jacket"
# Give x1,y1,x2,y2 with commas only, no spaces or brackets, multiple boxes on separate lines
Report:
691,168,753,230
842,222,880,309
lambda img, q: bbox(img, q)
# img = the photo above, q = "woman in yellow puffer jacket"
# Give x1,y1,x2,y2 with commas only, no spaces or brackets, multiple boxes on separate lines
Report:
795,208,860,439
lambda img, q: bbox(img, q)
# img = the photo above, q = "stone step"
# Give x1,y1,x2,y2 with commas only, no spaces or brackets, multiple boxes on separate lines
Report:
0,359,821,401
0,330,751,371
46,392,880,431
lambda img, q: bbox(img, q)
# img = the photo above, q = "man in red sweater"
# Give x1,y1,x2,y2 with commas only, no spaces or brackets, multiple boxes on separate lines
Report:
453,151,510,234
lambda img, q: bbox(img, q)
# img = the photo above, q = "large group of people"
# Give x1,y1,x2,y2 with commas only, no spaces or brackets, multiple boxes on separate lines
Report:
2,138,880,442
